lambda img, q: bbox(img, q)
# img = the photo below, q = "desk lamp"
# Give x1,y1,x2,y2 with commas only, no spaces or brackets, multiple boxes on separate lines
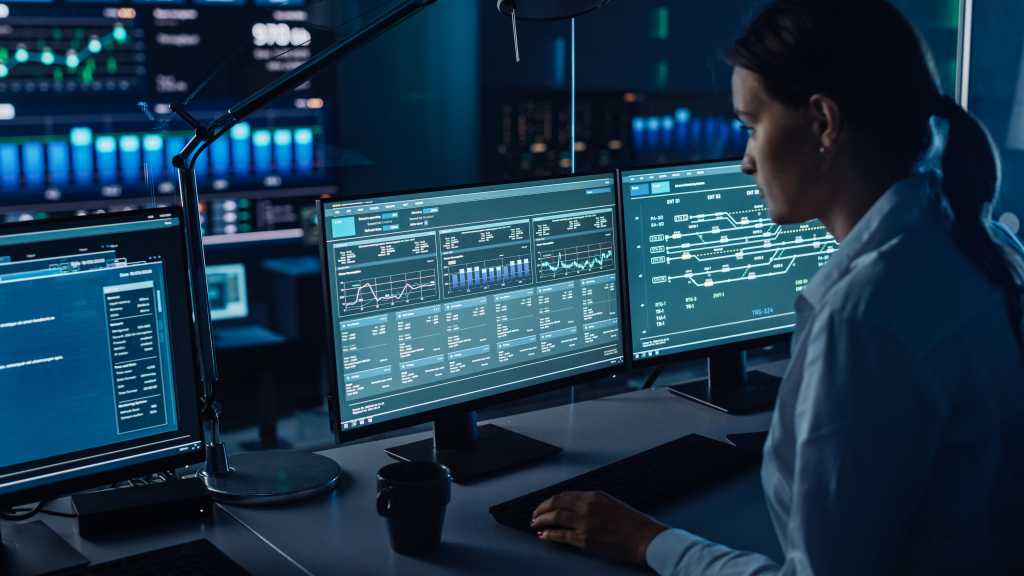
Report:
496,0,613,61
170,0,438,503
171,0,614,503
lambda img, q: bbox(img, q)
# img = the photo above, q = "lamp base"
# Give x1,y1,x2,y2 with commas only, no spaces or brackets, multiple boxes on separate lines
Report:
200,450,341,505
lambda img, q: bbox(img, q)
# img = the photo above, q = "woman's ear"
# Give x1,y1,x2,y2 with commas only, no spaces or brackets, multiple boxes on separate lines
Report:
808,93,842,151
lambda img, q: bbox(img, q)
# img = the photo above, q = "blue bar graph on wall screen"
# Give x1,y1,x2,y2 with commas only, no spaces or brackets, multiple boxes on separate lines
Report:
165,136,184,180
253,129,272,175
47,141,69,186
0,123,320,194
143,134,164,181
95,135,117,184
194,144,208,179
71,127,93,186
273,129,292,173
294,128,314,173
119,135,141,183
22,143,44,188
210,137,230,177
230,122,251,176
0,144,18,189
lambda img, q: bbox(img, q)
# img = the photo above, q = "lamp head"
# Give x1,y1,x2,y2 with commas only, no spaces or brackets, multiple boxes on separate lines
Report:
496,0,612,21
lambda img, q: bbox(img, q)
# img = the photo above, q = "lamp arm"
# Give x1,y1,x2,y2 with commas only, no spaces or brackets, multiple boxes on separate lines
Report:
169,0,436,474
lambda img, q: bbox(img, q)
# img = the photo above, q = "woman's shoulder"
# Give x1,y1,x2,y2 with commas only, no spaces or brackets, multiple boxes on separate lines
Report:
821,217,996,350
990,220,1024,285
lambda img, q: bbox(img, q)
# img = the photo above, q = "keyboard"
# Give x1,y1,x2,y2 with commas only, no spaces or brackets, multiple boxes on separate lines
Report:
490,434,759,532
72,539,250,575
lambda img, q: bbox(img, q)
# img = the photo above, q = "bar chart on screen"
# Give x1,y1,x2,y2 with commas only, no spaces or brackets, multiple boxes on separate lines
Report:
443,254,533,296
0,118,323,204
441,219,534,297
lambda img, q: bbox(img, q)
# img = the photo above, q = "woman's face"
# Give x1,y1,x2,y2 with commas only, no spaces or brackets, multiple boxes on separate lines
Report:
731,66,828,225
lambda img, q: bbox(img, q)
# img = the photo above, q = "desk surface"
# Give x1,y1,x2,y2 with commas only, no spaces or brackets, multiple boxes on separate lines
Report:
224,386,781,575
1,502,312,575
3,377,783,575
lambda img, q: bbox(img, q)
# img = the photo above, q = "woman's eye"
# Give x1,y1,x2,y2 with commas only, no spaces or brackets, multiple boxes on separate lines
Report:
733,118,755,137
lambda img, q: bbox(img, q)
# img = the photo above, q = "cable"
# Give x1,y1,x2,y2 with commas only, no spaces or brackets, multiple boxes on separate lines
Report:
1,501,45,521
8,502,78,519
35,507,78,519
642,365,665,390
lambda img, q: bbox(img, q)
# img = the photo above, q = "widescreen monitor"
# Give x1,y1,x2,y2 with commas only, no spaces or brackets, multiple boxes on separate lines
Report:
620,160,836,412
0,209,204,508
320,173,625,480
0,208,205,570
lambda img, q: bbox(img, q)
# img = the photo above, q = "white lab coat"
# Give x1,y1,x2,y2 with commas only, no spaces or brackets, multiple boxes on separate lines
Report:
646,176,1024,575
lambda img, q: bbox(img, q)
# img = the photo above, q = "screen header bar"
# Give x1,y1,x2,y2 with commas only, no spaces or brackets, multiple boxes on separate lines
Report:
0,217,180,247
325,175,614,218
622,162,742,183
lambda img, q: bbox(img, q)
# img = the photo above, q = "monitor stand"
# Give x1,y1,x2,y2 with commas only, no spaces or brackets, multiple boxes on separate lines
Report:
385,411,562,484
667,350,781,414
0,521,89,576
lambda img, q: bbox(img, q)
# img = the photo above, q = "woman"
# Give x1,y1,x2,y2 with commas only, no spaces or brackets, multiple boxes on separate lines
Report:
530,1,1024,574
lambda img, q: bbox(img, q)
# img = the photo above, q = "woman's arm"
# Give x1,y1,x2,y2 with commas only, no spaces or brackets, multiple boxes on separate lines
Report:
533,308,937,576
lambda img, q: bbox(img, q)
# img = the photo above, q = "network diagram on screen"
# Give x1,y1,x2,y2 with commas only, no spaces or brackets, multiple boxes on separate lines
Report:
622,162,837,360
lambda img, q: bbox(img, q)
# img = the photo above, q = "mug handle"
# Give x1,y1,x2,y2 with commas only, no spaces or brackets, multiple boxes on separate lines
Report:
376,487,392,517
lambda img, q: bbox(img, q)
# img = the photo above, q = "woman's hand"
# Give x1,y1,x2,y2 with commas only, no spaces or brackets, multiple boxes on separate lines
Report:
531,491,668,565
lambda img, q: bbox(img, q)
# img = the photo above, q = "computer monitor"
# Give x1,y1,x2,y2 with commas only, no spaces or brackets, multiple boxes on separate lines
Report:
0,1,337,244
207,264,249,322
0,209,204,570
319,173,626,481
620,160,836,413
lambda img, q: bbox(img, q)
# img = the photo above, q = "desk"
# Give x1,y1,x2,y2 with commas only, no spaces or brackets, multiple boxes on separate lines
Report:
2,385,782,575
225,387,781,575
0,502,312,575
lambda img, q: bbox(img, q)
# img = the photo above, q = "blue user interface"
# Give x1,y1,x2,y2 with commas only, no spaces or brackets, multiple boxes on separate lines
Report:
621,161,837,360
0,213,203,500
323,175,624,432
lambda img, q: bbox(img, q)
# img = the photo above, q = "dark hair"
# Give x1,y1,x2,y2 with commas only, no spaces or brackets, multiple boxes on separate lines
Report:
730,0,1022,342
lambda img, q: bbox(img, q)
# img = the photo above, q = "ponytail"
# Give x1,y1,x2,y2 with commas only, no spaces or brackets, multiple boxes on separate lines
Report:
936,96,1024,343
728,1,1024,342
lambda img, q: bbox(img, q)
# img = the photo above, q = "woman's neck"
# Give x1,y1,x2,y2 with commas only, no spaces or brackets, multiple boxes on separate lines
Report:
819,165,898,242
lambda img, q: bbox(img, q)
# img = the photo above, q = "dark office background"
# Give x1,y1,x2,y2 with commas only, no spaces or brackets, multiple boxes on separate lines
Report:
4,0,1012,450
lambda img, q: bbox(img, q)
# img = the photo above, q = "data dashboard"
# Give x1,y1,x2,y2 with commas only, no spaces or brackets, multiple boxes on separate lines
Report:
0,0,335,242
322,175,624,431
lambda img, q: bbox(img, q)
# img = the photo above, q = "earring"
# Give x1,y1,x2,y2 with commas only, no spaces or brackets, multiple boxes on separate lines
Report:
818,146,826,154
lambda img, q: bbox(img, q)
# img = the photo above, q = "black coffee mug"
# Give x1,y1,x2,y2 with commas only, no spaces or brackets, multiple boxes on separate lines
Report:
377,461,452,556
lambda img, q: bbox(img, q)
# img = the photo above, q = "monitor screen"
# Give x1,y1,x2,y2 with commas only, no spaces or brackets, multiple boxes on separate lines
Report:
0,1,336,243
321,174,625,433
621,161,837,361
0,210,203,504
207,263,249,322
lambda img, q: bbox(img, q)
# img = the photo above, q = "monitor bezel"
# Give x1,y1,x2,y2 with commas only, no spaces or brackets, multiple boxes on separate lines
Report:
318,171,630,445
0,207,206,508
616,158,794,371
